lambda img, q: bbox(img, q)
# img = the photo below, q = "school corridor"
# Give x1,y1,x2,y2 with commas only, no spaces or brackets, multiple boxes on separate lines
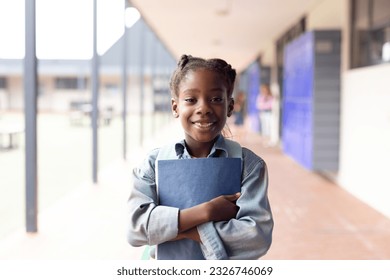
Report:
0,120,389,260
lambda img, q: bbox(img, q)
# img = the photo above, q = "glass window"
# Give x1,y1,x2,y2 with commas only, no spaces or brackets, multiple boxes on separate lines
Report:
0,77,7,89
55,77,87,90
351,0,390,68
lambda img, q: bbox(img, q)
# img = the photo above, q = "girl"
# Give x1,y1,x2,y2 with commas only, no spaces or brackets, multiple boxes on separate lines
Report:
127,55,273,260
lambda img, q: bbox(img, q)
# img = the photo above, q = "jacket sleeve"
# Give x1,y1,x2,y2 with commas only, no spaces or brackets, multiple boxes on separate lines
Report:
126,149,179,247
198,150,273,259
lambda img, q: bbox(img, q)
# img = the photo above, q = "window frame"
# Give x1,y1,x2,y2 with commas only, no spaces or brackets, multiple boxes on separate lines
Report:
350,0,390,68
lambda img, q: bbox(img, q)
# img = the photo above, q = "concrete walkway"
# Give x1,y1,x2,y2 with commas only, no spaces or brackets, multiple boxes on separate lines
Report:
0,120,389,260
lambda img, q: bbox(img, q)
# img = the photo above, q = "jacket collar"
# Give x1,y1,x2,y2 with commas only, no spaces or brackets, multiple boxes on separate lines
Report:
174,135,229,158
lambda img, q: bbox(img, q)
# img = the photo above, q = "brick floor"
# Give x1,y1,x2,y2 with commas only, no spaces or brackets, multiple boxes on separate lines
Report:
0,121,389,260
229,125,390,260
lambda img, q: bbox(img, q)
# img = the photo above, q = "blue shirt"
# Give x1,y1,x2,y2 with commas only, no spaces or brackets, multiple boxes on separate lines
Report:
127,135,273,259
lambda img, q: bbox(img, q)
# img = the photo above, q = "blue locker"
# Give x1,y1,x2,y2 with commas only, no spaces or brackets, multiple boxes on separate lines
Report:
282,30,340,171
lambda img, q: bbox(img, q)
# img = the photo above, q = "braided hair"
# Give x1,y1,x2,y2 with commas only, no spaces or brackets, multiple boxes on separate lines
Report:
169,54,236,98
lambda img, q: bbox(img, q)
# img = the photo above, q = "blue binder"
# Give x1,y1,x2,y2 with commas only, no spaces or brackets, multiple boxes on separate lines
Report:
156,157,242,260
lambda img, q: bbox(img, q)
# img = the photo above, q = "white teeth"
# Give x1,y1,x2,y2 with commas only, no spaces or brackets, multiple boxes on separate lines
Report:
194,122,213,128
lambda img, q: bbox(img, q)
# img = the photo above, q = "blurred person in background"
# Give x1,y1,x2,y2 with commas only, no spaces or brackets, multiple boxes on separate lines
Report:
256,84,273,146
233,90,246,126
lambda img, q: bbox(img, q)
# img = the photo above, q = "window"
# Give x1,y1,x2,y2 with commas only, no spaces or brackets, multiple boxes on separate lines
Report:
104,83,119,94
0,77,7,89
351,0,390,68
55,77,87,90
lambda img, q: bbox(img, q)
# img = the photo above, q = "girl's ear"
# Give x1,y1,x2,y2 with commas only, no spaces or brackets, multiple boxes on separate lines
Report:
227,98,234,117
171,98,179,118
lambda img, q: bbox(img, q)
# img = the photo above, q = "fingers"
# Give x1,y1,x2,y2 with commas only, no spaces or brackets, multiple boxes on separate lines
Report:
206,193,241,222
224,192,241,202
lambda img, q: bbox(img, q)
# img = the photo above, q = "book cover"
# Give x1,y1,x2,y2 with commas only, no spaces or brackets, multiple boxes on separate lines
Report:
156,157,241,260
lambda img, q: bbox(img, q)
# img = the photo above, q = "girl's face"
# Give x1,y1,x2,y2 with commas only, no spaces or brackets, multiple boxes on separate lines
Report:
171,69,234,153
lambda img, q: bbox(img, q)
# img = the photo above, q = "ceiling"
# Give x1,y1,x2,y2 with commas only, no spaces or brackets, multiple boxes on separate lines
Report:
130,0,324,72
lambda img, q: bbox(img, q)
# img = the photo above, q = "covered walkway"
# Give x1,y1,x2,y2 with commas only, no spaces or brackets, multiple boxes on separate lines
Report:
0,121,389,260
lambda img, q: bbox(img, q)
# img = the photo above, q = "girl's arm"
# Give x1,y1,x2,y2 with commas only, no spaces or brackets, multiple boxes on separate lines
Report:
175,193,241,242
127,150,180,246
178,193,240,232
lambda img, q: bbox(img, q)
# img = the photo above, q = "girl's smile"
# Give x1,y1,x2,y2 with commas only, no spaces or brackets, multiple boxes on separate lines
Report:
193,122,214,128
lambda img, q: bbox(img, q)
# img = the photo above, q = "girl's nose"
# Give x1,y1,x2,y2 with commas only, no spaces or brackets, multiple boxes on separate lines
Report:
196,99,211,115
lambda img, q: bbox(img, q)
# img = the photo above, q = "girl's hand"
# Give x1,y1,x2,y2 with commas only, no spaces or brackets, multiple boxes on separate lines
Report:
177,193,240,235
173,227,201,242
206,193,241,222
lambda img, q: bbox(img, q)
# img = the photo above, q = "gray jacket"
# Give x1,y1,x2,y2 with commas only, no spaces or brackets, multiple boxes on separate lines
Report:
127,135,273,259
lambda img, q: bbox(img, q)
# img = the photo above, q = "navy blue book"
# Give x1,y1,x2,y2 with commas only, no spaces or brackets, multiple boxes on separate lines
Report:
156,157,242,260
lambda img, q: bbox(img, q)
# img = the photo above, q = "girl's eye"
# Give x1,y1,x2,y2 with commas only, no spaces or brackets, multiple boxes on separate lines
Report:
184,98,196,103
211,97,224,103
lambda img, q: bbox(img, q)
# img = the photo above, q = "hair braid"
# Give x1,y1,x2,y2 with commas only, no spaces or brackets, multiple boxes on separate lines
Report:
178,54,191,69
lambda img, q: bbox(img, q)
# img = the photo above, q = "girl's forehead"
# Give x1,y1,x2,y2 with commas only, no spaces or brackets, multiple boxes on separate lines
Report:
175,69,229,97
182,69,222,83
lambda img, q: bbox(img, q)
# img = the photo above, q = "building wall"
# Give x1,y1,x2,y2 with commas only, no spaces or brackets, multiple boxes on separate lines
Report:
261,43,275,66
260,0,390,218
339,63,390,218
0,89,6,110
308,0,390,218
4,76,23,109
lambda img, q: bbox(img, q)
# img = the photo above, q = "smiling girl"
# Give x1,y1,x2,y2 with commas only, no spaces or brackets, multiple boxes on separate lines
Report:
127,55,273,260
